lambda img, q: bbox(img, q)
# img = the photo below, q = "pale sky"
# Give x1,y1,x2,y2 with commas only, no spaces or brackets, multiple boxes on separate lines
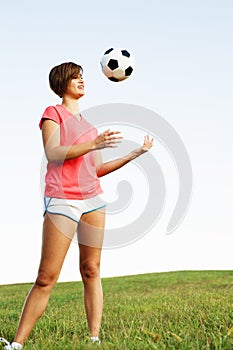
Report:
0,0,232,284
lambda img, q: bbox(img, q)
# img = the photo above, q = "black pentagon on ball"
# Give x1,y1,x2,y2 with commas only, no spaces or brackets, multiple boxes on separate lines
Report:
125,66,133,76
121,50,130,58
107,59,119,70
108,77,119,82
104,48,114,55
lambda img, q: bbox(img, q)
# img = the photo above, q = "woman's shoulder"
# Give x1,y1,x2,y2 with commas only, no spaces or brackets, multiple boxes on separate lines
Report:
39,105,61,129
42,105,58,115
42,104,71,119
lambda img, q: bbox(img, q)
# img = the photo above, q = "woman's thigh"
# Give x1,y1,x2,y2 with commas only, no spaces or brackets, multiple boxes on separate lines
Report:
78,208,105,249
38,213,78,280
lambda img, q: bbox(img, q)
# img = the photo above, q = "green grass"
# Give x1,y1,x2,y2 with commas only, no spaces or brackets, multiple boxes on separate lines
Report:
1,271,233,349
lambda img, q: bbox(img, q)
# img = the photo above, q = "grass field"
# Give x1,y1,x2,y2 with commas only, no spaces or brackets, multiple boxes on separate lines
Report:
0,271,233,349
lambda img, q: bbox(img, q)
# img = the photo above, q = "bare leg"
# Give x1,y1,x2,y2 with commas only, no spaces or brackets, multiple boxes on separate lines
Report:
78,208,105,337
14,214,77,345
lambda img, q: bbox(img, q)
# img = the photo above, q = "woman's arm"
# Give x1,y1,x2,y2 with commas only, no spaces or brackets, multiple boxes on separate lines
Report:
41,120,122,162
95,135,154,177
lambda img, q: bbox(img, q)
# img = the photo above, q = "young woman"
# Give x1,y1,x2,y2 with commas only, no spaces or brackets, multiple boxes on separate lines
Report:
0,62,154,349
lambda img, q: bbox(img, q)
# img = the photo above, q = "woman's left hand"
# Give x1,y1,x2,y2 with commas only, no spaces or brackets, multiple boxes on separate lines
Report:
141,135,154,152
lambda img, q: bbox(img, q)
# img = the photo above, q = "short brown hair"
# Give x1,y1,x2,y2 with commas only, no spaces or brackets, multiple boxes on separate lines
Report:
49,62,83,97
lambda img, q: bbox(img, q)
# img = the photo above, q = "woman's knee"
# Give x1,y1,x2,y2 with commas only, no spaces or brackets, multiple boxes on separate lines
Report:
35,271,58,289
80,260,100,280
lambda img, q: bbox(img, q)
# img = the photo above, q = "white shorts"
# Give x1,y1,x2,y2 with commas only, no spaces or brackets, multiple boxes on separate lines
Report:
43,196,106,223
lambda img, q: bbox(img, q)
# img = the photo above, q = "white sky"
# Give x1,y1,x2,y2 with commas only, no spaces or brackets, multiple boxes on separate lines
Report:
0,0,232,284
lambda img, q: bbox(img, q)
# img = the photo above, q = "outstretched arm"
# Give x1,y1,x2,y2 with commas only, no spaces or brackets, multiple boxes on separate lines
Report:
95,135,154,177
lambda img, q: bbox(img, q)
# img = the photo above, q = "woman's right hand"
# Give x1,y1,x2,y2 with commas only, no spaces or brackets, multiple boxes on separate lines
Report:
93,129,123,150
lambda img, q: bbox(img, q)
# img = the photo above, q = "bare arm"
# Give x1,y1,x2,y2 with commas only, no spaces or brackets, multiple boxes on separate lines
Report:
95,135,154,177
41,120,122,162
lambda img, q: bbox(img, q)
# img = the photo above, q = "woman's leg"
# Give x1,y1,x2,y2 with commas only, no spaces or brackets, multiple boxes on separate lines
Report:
78,208,105,338
13,213,77,345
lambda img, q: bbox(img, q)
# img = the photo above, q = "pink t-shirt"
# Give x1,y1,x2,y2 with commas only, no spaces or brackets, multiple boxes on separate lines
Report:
39,104,103,199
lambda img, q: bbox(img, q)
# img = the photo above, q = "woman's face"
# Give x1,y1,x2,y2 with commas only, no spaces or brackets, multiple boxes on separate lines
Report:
65,73,85,99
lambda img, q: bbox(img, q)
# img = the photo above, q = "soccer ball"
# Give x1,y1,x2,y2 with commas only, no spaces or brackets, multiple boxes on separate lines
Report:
100,48,135,82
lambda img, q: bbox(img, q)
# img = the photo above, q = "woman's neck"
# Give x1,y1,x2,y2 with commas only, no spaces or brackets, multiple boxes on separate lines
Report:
61,97,79,116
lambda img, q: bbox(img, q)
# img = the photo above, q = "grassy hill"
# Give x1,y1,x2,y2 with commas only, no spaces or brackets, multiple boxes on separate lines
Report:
0,271,233,349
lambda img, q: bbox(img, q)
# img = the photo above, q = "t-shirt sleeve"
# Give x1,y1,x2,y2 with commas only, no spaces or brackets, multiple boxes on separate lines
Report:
39,106,61,129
